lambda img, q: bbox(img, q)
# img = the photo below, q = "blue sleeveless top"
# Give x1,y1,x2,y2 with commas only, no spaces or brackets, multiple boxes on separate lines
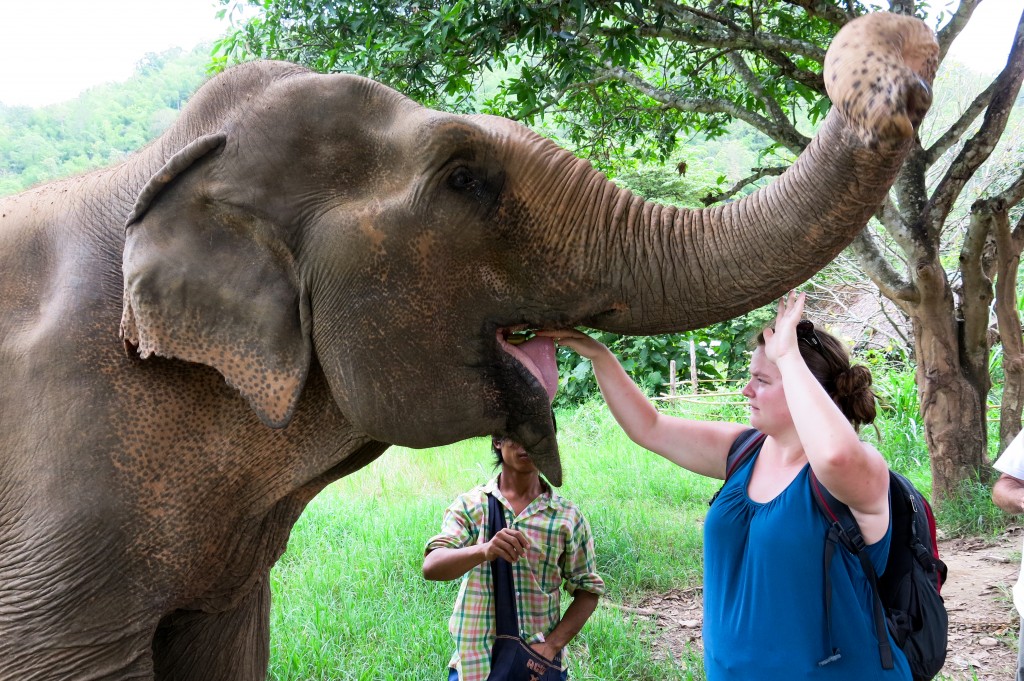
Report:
702,451,911,680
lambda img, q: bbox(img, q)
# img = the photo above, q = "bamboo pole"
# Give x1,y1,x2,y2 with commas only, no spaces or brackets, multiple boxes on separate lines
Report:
689,340,698,393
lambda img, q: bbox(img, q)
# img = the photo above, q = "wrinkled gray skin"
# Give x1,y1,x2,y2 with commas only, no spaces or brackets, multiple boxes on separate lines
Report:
0,13,936,681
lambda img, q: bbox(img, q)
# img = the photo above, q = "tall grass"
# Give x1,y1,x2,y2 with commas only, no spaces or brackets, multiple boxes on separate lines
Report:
866,366,932,491
267,385,1006,679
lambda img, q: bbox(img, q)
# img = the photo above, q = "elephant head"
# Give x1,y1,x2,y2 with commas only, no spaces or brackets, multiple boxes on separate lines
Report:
120,12,936,486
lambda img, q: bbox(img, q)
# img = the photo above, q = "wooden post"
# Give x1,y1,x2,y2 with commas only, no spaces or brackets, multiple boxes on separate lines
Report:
669,359,676,396
689,340,698,393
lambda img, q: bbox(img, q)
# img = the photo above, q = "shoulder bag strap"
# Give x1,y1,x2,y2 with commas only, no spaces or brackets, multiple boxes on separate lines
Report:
487,492,520,638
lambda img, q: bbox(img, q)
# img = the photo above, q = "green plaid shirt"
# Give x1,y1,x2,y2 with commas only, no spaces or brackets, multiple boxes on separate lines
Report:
425,476,605,681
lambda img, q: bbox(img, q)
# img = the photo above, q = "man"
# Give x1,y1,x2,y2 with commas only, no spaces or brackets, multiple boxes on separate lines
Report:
991,429,1024,681
423,433,604,681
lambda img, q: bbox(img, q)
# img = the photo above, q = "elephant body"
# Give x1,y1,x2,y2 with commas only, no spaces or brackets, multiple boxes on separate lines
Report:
0,14,936,680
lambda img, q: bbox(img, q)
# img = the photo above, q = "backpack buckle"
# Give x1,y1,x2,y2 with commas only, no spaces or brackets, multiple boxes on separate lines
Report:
831,521,866,553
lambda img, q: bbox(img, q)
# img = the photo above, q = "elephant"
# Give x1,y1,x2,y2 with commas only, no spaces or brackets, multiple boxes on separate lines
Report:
0,12,936,681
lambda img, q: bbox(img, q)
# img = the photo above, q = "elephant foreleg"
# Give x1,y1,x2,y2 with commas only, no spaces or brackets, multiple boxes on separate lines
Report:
152,577,271,681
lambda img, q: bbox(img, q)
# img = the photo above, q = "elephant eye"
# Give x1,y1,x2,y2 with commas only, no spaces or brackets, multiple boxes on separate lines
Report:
448,166,480,193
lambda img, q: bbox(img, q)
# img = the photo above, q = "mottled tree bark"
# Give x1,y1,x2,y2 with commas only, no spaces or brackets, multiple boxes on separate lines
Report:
991,200,1024,451
908,258,988,501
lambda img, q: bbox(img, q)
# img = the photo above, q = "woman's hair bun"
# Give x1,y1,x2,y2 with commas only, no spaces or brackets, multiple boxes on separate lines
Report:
833,364,876,427
834,364,872,398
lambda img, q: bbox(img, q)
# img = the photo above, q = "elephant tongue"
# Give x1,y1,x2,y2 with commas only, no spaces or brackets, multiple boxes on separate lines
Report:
511,336,558,402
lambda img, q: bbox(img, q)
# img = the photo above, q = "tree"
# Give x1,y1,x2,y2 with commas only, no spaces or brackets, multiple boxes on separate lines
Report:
217,0,1024,502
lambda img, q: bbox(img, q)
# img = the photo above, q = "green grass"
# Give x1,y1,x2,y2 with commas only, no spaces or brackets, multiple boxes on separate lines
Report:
933,475,1013,537
266,394,1008,679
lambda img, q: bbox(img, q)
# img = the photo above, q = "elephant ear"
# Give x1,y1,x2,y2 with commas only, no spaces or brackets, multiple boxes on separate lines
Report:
121,133,311,428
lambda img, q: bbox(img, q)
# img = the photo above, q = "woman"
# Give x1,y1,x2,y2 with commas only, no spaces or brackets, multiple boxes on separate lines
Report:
537,291,909,679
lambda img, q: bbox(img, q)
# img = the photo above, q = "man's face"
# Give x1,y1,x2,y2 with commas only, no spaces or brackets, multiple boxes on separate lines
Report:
498,438,539,475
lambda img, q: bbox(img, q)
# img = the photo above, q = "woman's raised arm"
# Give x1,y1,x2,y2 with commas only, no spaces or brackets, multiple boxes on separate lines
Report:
535,329,745,479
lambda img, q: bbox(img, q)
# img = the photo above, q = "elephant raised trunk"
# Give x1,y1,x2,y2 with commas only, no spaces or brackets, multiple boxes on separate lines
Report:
577,110,912,334
505,12,935,337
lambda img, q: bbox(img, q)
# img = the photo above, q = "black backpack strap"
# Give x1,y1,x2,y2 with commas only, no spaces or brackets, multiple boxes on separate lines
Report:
726,428,767,478
889,472,949,590
810,472,894,671
487,492,520,638
708,429,767,506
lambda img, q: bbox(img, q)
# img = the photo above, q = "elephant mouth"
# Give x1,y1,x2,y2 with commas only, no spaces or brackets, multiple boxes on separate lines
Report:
496,329,558,402
494,328,562,485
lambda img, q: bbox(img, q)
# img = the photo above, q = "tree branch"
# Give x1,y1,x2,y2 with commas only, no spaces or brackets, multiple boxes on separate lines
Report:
923,79,999,165
624,23,827,64
934,0,984,65
959,198,999,412
594,63,809,152
644,0,828,82
877,288,913,349
877,195,917,255
926,10,1024,239
700,166,787,205
727,51,794,132
848,229,917,309
804,268,912,352
996,164,1024,209
990,200,1024,449
778,0,853,27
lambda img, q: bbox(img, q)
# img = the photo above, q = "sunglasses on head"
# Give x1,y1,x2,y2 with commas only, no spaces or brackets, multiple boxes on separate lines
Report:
796,319,824,355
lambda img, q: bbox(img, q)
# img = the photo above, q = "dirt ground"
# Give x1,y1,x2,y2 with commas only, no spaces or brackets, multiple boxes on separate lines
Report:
627,530,1023,679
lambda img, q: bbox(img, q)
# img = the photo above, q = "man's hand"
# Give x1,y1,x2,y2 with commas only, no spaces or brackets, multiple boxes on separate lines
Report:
537,590,599,663
483,527,531,563
529,641,559,663
423,528,530,581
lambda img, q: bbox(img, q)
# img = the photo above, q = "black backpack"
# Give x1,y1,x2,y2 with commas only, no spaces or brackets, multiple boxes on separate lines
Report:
711,429,949,680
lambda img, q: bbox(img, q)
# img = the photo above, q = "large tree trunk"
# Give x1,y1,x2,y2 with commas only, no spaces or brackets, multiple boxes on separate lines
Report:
957,193,1024,460
991,201,1024,450
910,259,988,503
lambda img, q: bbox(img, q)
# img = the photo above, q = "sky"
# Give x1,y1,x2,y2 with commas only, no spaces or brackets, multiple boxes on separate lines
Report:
0,0,1022,108
0,0,234,107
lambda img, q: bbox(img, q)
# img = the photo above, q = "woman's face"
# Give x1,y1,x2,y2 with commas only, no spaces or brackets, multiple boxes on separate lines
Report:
741,346,794,434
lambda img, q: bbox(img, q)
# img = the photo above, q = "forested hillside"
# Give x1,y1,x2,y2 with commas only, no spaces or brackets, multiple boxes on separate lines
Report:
0,46,213,196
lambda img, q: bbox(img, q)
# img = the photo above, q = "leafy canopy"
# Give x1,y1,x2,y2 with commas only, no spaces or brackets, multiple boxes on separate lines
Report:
215,0,853,166
0,46,212,196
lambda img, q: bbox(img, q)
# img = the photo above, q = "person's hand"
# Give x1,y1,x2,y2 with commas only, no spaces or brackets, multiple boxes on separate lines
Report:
762,291,806,365
530,641,559,663
534,329,607,361
482,528,531,563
